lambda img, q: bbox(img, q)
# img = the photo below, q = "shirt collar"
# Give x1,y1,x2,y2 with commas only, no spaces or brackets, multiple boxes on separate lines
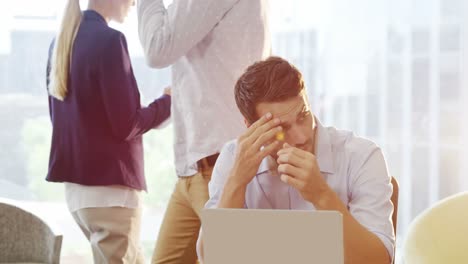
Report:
256,116,335,175
82,10,107,24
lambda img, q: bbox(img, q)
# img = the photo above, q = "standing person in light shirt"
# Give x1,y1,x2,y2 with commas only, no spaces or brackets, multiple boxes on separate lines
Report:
137,0,271,263
46,0,171,262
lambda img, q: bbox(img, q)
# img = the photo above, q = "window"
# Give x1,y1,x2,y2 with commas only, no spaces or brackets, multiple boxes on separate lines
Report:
386,59,404,143
441,0,462,20
440,25,461,52
411,57,430,141
412,28,430,55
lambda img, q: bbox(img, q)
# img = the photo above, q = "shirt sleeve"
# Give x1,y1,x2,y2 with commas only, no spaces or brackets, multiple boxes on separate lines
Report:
98,31,171,141
137,0,240,68
348,143,396,262
204,140,238,209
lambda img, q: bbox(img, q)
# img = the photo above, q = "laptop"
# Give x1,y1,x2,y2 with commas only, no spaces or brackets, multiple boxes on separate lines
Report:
201,209,344,264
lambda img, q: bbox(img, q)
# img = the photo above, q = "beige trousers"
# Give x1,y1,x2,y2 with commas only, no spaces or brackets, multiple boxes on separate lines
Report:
151,167,212,264
71,206,144,264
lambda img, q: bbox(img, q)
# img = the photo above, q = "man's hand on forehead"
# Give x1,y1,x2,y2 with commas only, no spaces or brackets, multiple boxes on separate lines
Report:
229,112,283,186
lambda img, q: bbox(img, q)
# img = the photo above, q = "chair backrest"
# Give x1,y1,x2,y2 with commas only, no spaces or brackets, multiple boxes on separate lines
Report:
403,192,468,264
0,200,62,264
390,176,399,235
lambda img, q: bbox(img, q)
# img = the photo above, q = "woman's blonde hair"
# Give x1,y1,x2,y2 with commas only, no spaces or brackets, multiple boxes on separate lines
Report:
49,0,82,101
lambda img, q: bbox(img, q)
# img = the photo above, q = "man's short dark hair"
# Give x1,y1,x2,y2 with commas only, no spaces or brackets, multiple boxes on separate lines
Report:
234,56,305,123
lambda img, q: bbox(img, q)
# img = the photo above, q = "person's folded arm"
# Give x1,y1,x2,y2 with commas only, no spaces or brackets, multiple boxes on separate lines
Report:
137,0,239,68
98,31,171,141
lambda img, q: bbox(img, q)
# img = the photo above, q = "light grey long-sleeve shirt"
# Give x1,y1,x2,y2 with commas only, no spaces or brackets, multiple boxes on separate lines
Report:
138,0,272,176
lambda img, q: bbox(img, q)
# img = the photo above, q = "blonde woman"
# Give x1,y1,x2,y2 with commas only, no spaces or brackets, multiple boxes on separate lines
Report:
45,0,171,262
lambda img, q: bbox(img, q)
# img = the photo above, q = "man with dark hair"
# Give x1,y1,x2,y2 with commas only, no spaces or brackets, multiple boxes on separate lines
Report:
198,56,395,263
